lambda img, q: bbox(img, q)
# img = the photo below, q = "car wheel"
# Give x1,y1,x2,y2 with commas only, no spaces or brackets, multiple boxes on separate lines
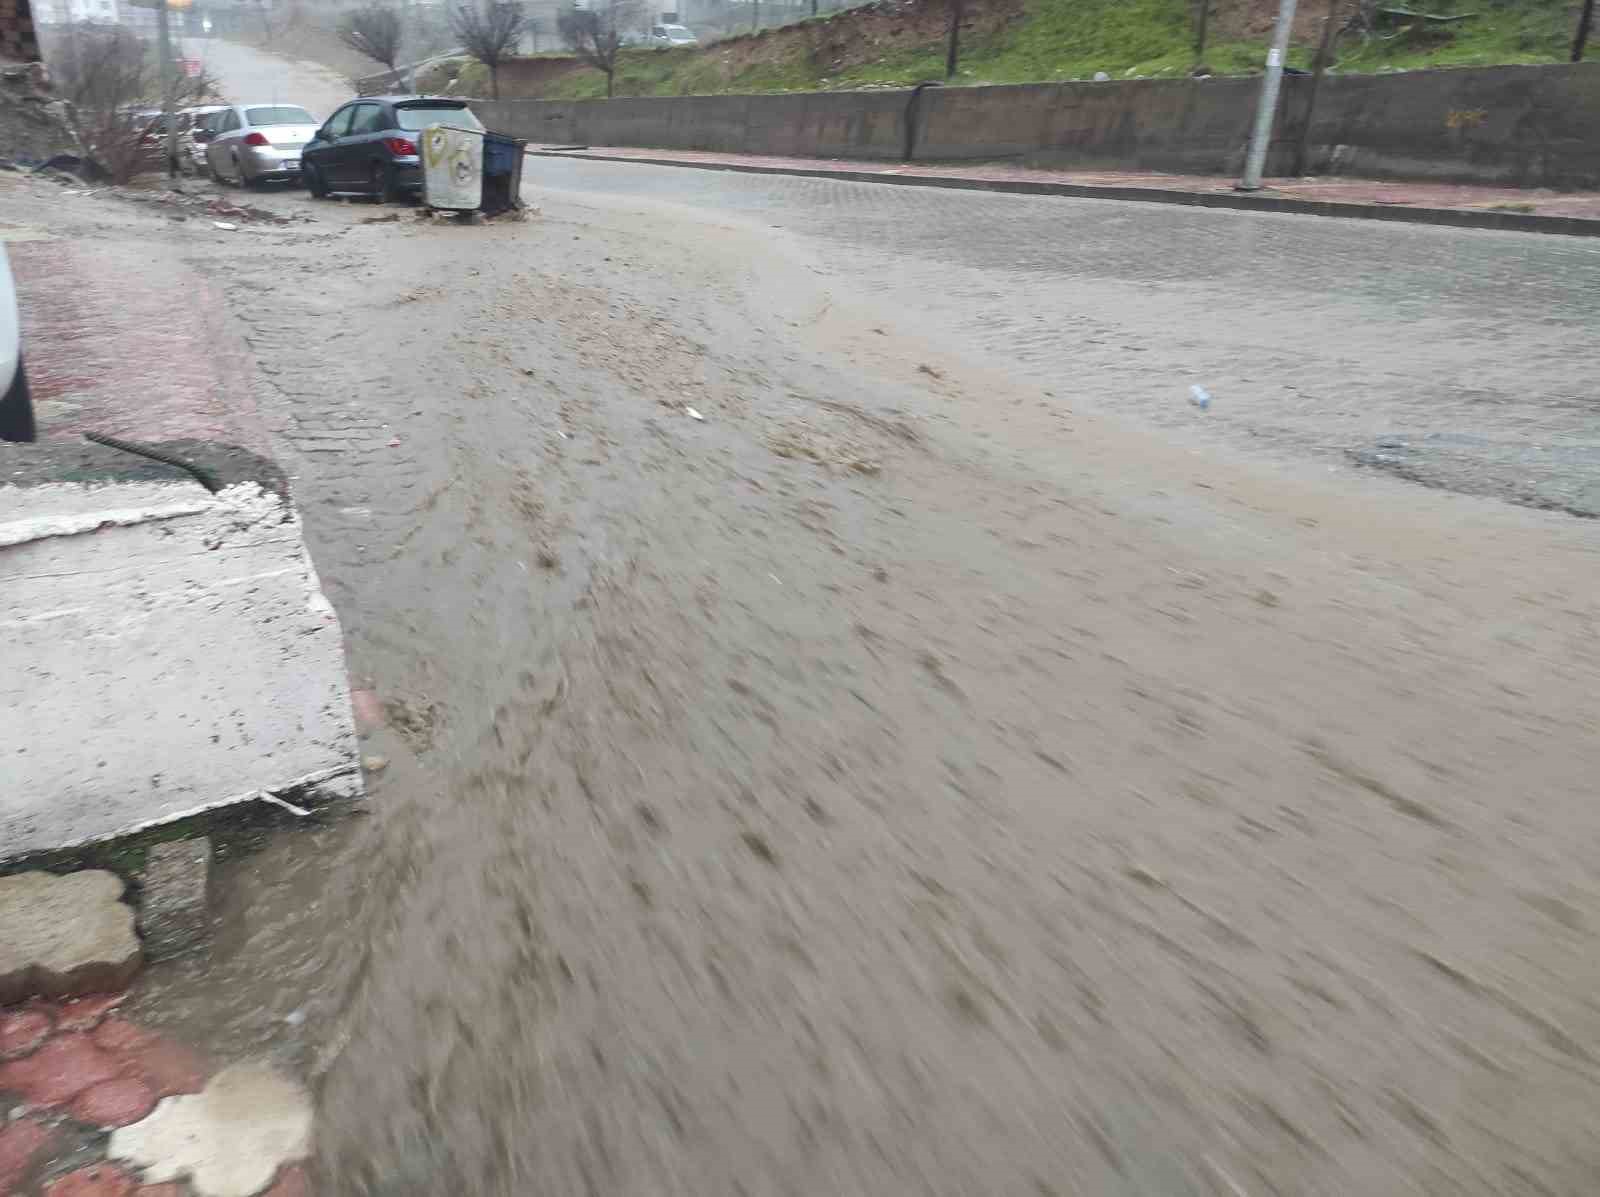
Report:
371,161,400,204
305,163,328,198
236,157,255,188
0,354,35,443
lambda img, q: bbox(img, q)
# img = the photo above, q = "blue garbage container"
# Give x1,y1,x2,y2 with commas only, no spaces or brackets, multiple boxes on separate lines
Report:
481,131,526,215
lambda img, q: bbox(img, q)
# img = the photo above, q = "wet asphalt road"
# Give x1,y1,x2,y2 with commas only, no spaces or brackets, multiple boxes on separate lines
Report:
107,40,1600,1197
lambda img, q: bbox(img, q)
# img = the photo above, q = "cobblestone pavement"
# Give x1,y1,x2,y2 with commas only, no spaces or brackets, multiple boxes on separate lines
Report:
532,155,1600,515
3,184,265,449
534,145,1600,221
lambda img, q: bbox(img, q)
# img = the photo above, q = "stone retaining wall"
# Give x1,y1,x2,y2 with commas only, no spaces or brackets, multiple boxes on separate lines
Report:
473,62,1600,189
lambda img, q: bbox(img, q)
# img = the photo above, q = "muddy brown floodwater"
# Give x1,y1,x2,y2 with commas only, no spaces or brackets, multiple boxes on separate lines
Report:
67,144,1600,1197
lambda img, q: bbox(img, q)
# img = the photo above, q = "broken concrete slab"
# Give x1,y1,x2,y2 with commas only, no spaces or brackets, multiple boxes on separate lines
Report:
0,871,141,1004
108,1060,312,1197
137,839,212,962
1,475,361,856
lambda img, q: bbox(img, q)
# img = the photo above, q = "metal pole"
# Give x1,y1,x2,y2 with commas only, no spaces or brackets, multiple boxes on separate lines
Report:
1238,0,1298,191
157,0,178,178
945,0,963,78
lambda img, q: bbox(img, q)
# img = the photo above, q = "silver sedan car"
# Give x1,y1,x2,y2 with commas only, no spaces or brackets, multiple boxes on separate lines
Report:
204,103,320,187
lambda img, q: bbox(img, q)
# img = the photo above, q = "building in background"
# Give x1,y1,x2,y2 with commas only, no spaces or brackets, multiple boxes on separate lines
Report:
42,0,119,24
0,0,38,60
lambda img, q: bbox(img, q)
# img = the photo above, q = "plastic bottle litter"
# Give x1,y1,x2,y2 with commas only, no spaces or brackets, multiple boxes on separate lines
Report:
1188,385,1212,411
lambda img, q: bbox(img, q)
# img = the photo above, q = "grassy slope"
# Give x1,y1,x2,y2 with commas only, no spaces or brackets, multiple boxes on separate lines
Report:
537,0,1587,99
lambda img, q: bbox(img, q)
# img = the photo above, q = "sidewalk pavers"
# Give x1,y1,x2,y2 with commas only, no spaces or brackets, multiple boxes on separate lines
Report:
1,985,311,1196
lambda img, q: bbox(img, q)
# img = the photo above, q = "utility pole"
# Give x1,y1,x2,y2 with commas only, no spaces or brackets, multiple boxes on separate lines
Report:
1238,0,1297,190
945,0,963,77
1574,0,1595,61
156,0,178,178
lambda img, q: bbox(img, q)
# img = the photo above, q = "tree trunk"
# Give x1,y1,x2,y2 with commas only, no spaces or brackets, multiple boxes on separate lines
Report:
491,64,500,99
1194,0,1210,62
945,0,963,77
606,67,614,97
1292,0,1340,176
810,0,817,15
753,0,760,32
1574,0,1596,61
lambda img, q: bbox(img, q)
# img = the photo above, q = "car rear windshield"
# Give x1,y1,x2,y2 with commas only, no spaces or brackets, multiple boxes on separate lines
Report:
246,106,314,127
396,106,484,132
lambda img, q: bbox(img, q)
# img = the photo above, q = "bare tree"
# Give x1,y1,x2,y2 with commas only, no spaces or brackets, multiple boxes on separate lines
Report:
51,23,219,183
339,3,404,71
1574,0,1596,61
450,0,528,99
557,0,640,98
253,0,302,47
1193,0,1210,65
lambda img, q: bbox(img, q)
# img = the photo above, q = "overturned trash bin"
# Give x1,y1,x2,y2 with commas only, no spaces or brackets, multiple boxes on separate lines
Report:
421,123,483,212
481,131,527,216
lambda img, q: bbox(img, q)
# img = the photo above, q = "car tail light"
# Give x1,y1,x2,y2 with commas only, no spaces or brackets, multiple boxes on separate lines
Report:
384,137,417,156
243,131,270,147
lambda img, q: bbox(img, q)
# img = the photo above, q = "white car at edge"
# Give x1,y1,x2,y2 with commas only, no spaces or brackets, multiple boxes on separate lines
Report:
0,245,31,443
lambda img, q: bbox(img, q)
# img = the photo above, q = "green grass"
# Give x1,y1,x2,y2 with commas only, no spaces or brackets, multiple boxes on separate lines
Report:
532,0,1586,99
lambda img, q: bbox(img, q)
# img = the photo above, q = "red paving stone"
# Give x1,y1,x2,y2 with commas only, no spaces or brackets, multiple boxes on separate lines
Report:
69,1075,158,1128
91,1020,207,1100
349,688,383,732
0,1117,62,1195
41,1163,138,1197
86,1019,144,1055
54,995,127,1035
132,1186,189,1197
260,1164,312,1197
0,1033,122,1108
4,209,269,450
535,145,1600,222
0,1009,52,1061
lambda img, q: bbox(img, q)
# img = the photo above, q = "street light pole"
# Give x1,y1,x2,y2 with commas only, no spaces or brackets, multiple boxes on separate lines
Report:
156,0,178,177
1238,0,1298,191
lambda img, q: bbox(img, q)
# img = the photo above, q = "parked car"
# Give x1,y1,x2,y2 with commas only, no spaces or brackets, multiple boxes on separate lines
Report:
174,104,229,176
204,103,320,187
302,96,482,203
133,110,169,167
644,23,698,46
0,245,32,443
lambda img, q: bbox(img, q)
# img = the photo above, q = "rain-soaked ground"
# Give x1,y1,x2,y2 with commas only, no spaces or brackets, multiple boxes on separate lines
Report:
21,74,1600,1195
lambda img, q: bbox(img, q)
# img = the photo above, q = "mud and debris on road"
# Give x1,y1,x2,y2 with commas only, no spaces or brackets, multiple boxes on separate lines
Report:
5,35,1600,1197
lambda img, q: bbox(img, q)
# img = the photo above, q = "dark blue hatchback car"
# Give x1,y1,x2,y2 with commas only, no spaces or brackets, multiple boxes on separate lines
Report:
302,95,484,202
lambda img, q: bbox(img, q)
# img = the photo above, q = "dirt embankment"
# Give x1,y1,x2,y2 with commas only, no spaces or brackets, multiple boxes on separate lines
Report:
460,0,1374,100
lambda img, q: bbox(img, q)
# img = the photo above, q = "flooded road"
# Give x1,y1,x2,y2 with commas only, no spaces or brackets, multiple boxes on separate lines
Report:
180,164,1598,1196
64,45,1600,1192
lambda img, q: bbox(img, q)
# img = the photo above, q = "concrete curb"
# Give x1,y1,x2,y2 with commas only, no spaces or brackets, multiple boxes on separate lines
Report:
1,449,361,857
531,150,1600,238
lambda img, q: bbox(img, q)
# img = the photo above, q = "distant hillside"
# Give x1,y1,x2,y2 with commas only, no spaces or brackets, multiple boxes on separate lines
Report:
431,0,1591,100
